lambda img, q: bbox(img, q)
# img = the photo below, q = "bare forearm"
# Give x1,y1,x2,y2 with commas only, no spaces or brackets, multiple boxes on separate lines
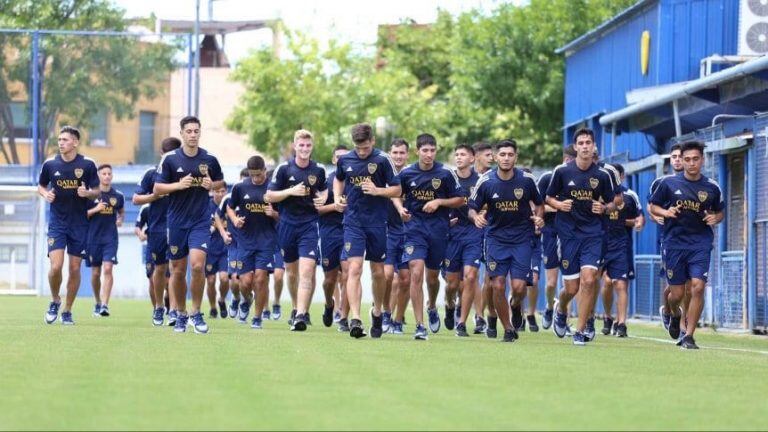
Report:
378,185,401,198
265,189,290,203
132,193,157,205
153,182,179,195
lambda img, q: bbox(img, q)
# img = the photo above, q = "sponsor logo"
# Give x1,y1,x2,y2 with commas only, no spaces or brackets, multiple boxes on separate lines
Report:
492,193,499,199
367,163,377,174
514,188,523,200
431,178,441,189
674,189,682,195
589,178,599,189
176,167,184,172
567,180,576,186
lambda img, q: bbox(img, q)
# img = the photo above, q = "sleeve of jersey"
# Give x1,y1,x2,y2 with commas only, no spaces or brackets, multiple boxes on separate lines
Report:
545,169,561,198
648,180,667,207
87,161,99,189
209,157,224,182
445,170,463,199
229,186,240,209
536,174,549,197
529,178,543,205
335,158,345,181
156,156,172,184
316,168,328,191
468,181,484,211
602,173,616,203
382,157,398,186
267,166,284,191
117,193,125,211
647,178,660,201
136,170,151,195
711,183,725,212
38,162,50,187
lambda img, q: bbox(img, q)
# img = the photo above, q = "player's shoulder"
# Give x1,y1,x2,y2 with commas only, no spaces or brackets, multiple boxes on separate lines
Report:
625,187,641,203
520,168,537,182
81,154,98,167
551,161,570,175
159,149,179,164
703,175,723,192
538,169,552,180
41,155,58,167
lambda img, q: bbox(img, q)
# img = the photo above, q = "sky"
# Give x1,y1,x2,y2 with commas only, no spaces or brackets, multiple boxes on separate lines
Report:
115,0,521,64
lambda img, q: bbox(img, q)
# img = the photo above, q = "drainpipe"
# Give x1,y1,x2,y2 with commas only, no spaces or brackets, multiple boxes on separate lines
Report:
672,99,682,137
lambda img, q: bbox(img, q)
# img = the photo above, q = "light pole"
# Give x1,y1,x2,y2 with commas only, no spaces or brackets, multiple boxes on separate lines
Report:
194,0,201,117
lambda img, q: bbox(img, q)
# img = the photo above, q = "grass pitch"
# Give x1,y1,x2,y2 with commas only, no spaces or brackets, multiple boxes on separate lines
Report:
1,296,767,431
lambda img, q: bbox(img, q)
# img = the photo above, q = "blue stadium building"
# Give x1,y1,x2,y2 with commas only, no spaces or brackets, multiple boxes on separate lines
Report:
557,0,768,331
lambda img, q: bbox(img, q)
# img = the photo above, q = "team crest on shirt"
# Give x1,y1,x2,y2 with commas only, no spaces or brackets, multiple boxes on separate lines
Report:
562,260,569,269
307,175,317,186
47,237,54,246
697,191,708,202
488,261,497,271
405,245,414,255
237,261,243,269
444,259,450,267
589,178,599,189
109,197,117,206
74,168,84,179
344,242,351,252
667,269,674,279
229,260,236,268
368,163,377,174
514,188,523,200
198,164,209,176
206,264,212,272
431,178,441,189
170,246,178,255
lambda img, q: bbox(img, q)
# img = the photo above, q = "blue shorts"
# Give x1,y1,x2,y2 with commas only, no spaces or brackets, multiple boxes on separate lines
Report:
403,228,449,271
663,248,711,285
238,248,274,275
541,230,560,270
557,235,603,279
142,244,154,278
227,244,239,276
320,227,344,272
205,252,227,276
626,242,636,280
343,224,387,262
485,238,533,281
86,241,118,267
531,235,543,275
269,249,284,273
444,236,482,273
47,224,87,257
277,221,319,263
385,231,408,270
147,231,169,265
603,243,629,281
168,223,210,260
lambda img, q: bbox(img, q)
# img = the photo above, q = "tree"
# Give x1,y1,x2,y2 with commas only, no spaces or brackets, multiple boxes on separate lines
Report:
0,0,179,164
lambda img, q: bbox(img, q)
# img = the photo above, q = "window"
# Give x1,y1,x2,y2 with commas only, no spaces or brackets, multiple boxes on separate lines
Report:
0,244,28,263
6,101,32,139
89,109,108,147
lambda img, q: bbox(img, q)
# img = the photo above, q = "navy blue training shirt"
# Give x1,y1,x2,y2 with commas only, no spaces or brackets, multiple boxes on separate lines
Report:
319,173,343,231
207,198,226,255
156,148,223,229
268,158,327,225
38,154,99,228
335,148,399,228
449,168,483,242
605,185,640,250
228,179,277,251
87,188,124,244
135,167,170,234
135,203,149,232
537,171,556,234
399,161,463,233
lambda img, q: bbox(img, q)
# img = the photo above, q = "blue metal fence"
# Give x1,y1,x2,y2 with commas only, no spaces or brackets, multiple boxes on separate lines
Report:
715,251,746,328
631,254,663,320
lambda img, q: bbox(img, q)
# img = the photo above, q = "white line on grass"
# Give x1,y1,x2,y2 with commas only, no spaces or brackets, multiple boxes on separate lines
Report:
629,335,768,356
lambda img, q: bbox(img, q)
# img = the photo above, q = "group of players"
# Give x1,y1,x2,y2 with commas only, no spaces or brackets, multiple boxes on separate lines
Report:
38,116,724,349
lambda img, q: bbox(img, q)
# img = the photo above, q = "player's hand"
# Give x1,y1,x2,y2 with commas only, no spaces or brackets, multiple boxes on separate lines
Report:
361,179,378,196
138,232,147,242
473,212,487,229
289,183,309,197
233,215,245,229
559,199,574,212
530,215,545,229
77,184,90,198
449,217,459,227
334,196,347,213
422,200,440,214
703,210,718,226
653,214,665,224
265,204,276,218
591,200,606,215
222,231,232,245
399,207,411,222
116,218,123,228
178,174,194,190
665,205,681,219
94,200,107,212
43,189,56,203
201,175,212,190
312,193,326,208
634,218,643,231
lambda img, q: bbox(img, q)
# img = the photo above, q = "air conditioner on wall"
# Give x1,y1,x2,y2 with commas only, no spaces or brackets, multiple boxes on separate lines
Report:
738,0,768,55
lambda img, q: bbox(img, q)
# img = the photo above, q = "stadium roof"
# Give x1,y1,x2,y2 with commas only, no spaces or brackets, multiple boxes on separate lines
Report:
157,19,274,35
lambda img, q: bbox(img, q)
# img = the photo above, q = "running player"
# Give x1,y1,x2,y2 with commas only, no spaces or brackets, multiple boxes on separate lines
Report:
265,129,327,332
205,182,229,318
154,116,224,334
472,141,493,333
223,168,248,320
519,166,541,332
545,127,617,345
649,140,724,349
85,164,125,317
334,123,401,338
444,144,483,337
39,126,100,325
135,203,154,307
384,138,411,335
398,133,464,340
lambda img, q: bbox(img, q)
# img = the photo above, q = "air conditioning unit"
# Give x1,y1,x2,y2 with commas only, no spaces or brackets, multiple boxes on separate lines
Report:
738,0,768,55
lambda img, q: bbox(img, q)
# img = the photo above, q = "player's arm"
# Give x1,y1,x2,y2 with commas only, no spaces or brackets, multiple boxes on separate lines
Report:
264,173,305,203
87,200,105,218
133,226,147,241
316,202,338,215
132,193,159,205
116,207,125,227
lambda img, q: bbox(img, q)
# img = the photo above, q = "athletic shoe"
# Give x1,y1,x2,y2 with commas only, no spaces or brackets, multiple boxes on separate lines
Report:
44,301,60,324
261,309,271,320
337,318,350,333
502,328,518,342
93,303,102,317
382,311,392,333
602,317,614,336
486,326,498,339
305,312,313,326
474,315,487,334
190,312,209,334
565,324,574,337
228,299,239,319
455,322,469,337
572,331,586,346
414,324,428,340
218,300,228,319
61,311,75,325
370,309,383,339
251,317,263,329
271,304,282,320
585,316,596,341
659,305,671,330
444,306,456,331
167,309,178,327
612,321,619,336
679,335,699,349
291,313,308,332
209,308,218,319
553,308,568,338
174,314,188,333
99,305,110,317
615,323,628,338
526,315,539,332
322,300,335,327
676,330,687,346
669,315,681,340
427,308,441,333
349,319,367,339
391,321,405,335
333,311,341,323
542,308,554,330
511,304,524,331
238,300,251,323
287,309,297,326
152,307,164,326
455,304,461,322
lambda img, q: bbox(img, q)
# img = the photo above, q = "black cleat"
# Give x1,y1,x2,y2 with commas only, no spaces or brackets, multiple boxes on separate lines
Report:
511,305,524,331
370,310,383,339
679,335,699,349
526,315,539,332
444,306,456,331
542,308,554,330
305,312,313,326
209,308,218,319
502,328,518,342
290,313,307,331
486,316,498,338
350,319,367,339
455,322,469,337
322,300,335,327
218,300,228,319
288,309,297,326
474,316,487,334
612,321,619,335
602,317,614,336
338,318,350,332
615,323,628,338
669,315,681,340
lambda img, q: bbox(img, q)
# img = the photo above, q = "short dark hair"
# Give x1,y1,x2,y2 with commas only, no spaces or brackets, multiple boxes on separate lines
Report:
521,167,532,174
494,139,517,152
240,168,250,178
351,123,373,144
180,116,201,129
613,163,625,176
247,155,266,171
670,143,683,153
472,141,491,153
59,125,80,140
680,140,705,156
215,181,227,190
391,138,409,150
333,144,349,152
97,164,112,171
454,143,474,155
563,146,577,158
572,127,595,143
161,137,182,153
416,133,437,149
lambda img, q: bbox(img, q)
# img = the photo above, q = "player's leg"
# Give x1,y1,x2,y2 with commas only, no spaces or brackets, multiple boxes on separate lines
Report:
90,264,102,315
99,261,115,315
614,278,629,337
408,258,428,339
217,270,229,318
239,269,255,325
526,270,539,331
575,266,598,339
456,264,477,336
293,235,318,329
444,271,461,330
383,262,396,328
205,269,218,318
345,256,365,334
681,279,692,330
491,275,514,340
393,266,410,333
322,267,339,327
63,253,84,315
601,272,614,335
188,247,209,333
483,272,497,337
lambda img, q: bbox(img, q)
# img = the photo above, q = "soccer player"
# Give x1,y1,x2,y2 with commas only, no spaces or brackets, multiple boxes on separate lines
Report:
222,168,248,320
228,156,278,329
133,137,182,326
334,123,401,338
85,164,125,317
154,116,224,334
265,129,327,332
600,163,644,337
545,127,617,345
384,138,411,335
468,140,544,343
316,145,350,327
398,133,464,340
205,182,229,318
649,141,723,349
134,203,157,309
444,144,483,337
472,141,493,333
39,126,100,325
519,166,541,332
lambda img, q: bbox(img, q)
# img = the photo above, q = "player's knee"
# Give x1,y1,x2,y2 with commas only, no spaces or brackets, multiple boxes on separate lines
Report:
690,282,705,297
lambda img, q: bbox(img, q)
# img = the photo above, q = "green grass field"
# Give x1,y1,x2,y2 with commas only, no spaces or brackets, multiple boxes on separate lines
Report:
2,296,767,431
